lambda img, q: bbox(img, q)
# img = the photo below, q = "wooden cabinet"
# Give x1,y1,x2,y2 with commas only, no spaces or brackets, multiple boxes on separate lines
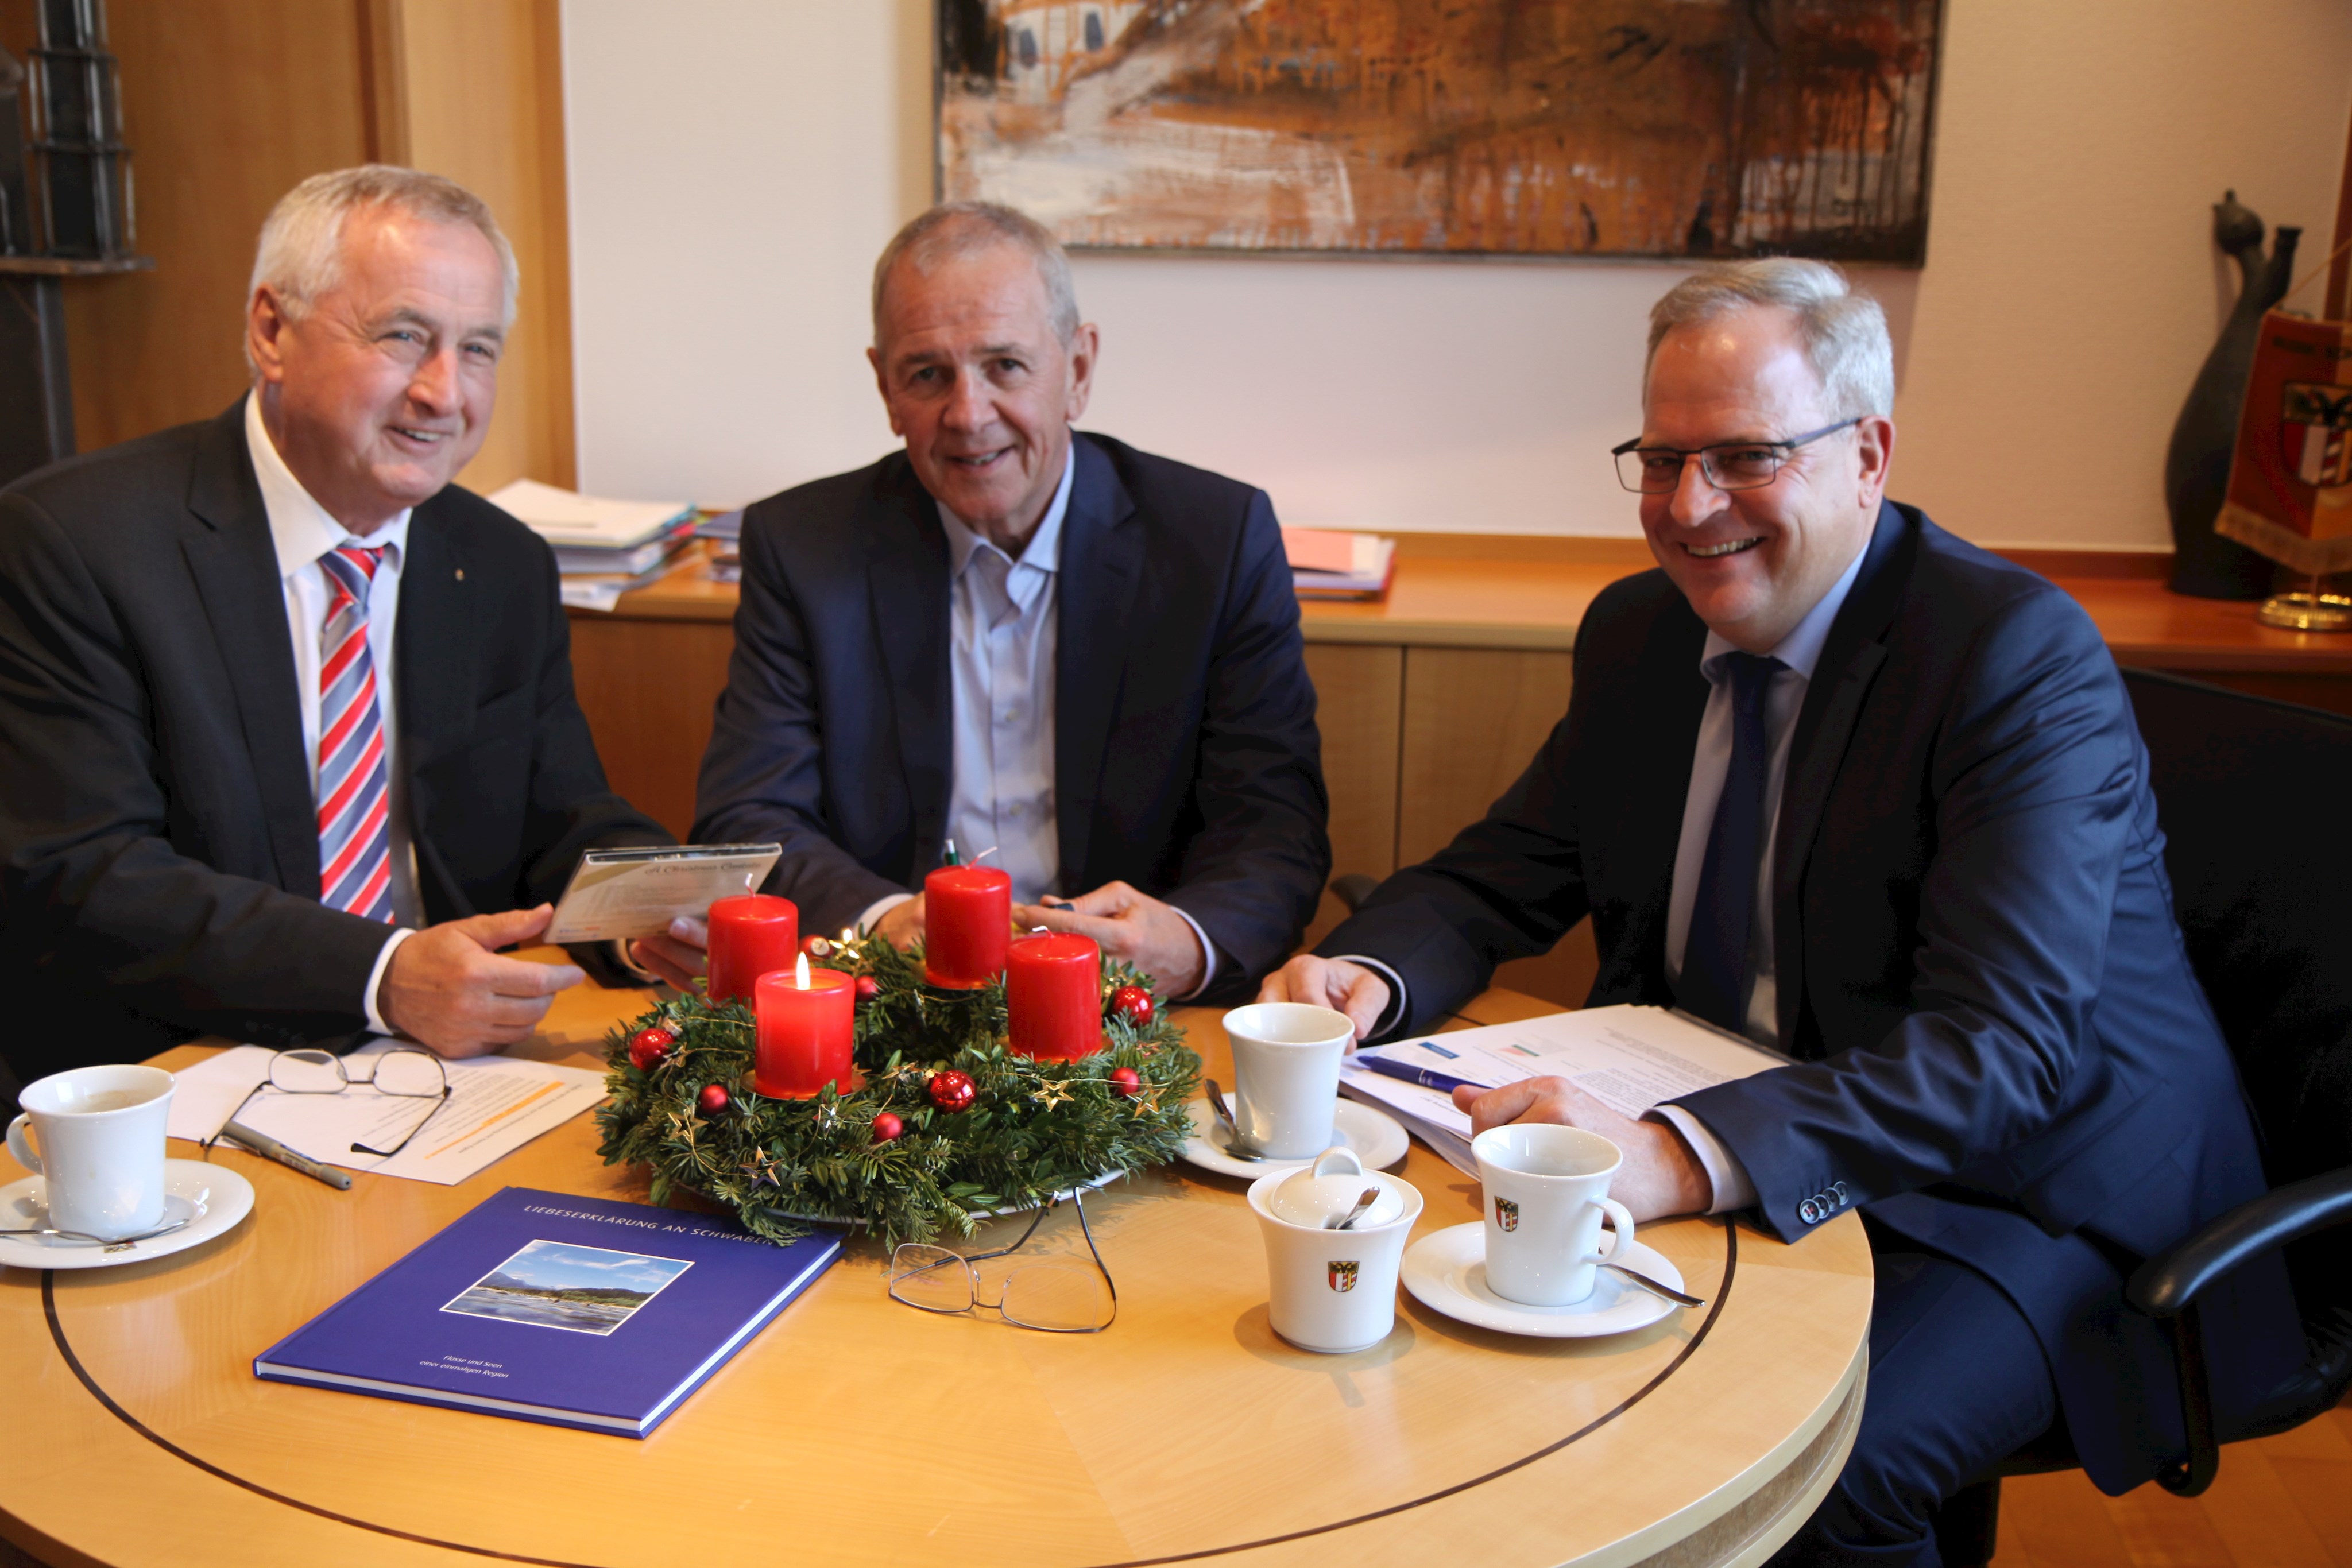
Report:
566,546,2352,1011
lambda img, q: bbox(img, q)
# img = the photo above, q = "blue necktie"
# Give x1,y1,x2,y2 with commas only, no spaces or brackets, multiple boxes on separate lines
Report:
1680,652,1786,1032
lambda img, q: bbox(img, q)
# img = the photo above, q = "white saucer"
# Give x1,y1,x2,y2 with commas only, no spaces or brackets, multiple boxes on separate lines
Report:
0,1159,255,1271
1401,1222,1686,1338
1179,1098,1409,1178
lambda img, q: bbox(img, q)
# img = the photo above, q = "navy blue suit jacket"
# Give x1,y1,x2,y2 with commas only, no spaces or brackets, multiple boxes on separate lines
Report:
1318,503,2300,1492
693,433,1329,1002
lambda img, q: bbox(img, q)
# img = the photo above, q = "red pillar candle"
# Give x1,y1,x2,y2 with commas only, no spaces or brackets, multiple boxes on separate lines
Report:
753,955,856,1098
706,894,798,1004
1007,933,1103,1060
923,865,1011,989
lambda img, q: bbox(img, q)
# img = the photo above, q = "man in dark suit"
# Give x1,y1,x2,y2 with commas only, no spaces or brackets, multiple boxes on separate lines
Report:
1263,261,2300,1561
683,203,1326,1002
0,166,666,1100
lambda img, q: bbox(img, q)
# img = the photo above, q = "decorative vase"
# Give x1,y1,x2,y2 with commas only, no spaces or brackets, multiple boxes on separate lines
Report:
2165,191,2300,599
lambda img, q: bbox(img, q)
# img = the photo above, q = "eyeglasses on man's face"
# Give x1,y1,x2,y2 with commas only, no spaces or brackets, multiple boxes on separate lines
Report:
887,1192,1117,1333
203,1046,452,1160
1611,416,1862,495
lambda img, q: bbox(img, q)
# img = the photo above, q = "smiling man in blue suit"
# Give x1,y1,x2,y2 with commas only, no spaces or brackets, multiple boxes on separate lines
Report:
1263,261,2300,1562
669,204,1328,1005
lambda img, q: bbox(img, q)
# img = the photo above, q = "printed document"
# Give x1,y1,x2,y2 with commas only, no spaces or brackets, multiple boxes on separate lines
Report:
543,843,782,944
1340,1005,1789,1175
167,1040,606,1185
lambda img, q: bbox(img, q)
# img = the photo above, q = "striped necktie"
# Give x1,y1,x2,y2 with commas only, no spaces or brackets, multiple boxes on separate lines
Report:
316,544,395,922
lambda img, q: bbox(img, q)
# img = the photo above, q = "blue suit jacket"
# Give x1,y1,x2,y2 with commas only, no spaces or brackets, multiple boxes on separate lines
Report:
693,433,1329,1002
1318,503,2300,1492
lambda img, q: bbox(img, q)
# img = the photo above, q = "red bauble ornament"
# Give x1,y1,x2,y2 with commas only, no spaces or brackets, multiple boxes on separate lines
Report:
1108,1066,1143,1098
1109,985,1154,1028
697,1082,730,1114
800,935,834,959
926,1069,977,1113
854,974,881,1002
871,1110,904,1143
628,1027,675,1072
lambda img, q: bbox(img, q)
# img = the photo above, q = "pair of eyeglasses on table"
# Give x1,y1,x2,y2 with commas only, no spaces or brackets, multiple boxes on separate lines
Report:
200,1046,454,1162
887,1191,1118,1333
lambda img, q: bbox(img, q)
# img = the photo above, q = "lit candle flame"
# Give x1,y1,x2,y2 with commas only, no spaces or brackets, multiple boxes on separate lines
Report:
794,951,811,989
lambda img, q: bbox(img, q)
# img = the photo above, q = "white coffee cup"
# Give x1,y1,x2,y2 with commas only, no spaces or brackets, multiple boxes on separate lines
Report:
1248,1147,1422,1353
1473,1123,1637,1308
6,1064,175,1240
1222,1002,1353,1159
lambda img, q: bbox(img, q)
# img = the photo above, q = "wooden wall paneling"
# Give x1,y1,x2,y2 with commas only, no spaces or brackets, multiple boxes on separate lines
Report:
1299,642,1402,951
1398,646,1597,1009
386,0,575,494
566,618,733,838
40,0,374,451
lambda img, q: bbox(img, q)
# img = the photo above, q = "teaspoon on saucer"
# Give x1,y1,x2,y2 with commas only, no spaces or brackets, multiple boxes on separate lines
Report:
1202,1079,1268,1162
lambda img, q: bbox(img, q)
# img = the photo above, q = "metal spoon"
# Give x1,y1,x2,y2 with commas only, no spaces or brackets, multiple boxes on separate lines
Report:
0,1214,195,1247
1328,1187,1382,1230
1202,1079,1267,1162
1599,1261,1706,1308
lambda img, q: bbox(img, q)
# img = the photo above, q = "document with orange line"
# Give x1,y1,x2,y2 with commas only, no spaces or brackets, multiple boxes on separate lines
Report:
169,1041,606,1185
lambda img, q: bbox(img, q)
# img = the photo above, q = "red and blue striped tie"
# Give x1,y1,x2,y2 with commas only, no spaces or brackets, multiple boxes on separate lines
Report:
316,544,395,922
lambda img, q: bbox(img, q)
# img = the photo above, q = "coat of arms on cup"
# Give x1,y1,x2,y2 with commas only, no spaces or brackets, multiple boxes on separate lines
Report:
1495,1196,1520,1232
1327,1260,1360,1293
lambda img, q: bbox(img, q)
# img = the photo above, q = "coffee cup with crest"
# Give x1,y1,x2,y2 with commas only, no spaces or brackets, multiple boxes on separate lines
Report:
1247,1146,1422,1353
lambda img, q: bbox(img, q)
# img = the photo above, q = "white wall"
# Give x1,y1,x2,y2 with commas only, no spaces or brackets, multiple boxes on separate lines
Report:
564,0,2352,548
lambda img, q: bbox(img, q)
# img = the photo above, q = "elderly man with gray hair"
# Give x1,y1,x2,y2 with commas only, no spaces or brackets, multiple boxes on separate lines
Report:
0,165,668,1097
1264,259,2299,1561
681,202,1328,1005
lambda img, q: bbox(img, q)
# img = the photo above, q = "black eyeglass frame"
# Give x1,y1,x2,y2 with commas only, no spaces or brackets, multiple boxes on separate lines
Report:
886,1191,1119,1334
202,1046,454,1160
1610,416,1864,494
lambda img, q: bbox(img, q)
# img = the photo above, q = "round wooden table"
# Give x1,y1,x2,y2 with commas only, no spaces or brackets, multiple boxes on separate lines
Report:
0,971,1870,1568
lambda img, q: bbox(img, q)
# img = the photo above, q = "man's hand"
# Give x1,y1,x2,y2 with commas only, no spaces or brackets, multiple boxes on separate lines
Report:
1257,955,1391,1043
628,915,707,991
1452,1076,1713,1222
1014,881,1206,997
378,905,585,1059
874,894,926,950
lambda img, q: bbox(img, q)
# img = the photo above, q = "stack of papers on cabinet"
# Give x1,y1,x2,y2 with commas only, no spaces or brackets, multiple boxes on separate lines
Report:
488,478,699,610
1283,527,1395,599
1339,1005,1788,1175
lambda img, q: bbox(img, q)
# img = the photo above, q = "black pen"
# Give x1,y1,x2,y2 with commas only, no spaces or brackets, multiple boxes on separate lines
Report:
1357,1052,1484,1097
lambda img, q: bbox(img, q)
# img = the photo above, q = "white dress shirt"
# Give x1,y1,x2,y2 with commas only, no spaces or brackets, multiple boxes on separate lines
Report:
244,393,419,1031
857,448,1216,995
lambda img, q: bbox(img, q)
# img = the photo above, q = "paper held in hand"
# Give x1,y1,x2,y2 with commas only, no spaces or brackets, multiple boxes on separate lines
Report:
543,843,782,944
1340,1005,1790,1176
167,1042,606,1186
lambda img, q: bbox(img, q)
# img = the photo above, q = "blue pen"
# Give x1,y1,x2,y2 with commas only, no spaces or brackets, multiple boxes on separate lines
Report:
1359,1052,1483,1097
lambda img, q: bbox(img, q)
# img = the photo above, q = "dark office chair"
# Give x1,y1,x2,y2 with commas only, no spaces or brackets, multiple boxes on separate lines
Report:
1935,668,2352,1565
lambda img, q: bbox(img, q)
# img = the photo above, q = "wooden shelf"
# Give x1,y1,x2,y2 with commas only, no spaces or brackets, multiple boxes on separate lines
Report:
0,254,154,277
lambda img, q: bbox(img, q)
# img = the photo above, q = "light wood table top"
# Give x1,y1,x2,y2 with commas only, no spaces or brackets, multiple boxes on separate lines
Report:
583,540,2352,673
1,972,1870,1568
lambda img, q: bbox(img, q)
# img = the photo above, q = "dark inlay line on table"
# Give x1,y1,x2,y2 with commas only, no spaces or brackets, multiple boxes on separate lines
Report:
44,1217,1738,1567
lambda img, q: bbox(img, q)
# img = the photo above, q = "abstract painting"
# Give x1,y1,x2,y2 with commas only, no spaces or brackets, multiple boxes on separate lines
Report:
937,0,1943,262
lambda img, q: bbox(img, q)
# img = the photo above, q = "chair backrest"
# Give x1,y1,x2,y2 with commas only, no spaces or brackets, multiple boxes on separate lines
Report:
2123,669,2352,1318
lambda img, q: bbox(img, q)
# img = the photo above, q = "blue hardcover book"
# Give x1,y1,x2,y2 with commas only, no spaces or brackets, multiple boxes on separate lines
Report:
254,1187,840,1437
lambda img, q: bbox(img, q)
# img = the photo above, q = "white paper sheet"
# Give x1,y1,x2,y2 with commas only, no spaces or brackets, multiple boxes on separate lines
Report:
1339,1005,1789,1175
542,844,782,943
166,1040,606,1186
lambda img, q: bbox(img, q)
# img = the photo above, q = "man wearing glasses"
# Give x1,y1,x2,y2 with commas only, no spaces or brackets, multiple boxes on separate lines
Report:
1262,260,2297,1562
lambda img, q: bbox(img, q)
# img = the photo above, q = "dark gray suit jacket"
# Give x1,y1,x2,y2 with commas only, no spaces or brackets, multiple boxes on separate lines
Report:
0,403,667,1089
693,433,1329,1001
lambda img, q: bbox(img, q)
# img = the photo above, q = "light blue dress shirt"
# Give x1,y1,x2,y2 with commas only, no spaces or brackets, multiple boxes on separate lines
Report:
1349,532,1872,1212
854,448,1216,993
